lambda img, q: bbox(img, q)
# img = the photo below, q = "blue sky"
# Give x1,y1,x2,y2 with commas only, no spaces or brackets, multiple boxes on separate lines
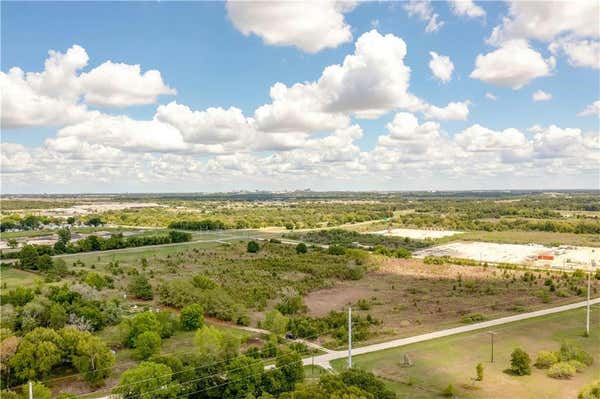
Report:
1,1,599,193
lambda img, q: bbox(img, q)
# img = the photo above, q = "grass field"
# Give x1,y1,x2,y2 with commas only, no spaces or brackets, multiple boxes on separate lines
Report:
458,230,600,247
332,305,600,399
0,266,39,289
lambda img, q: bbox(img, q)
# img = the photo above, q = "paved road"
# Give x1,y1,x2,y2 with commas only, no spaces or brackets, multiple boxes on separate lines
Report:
304,297,600,370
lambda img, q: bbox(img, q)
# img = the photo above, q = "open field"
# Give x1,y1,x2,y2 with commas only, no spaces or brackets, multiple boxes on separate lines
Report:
331,305,600,398
414,241,600,270
0,266,39,288
303,256,600,342
459,230,600,247
373,228,463,240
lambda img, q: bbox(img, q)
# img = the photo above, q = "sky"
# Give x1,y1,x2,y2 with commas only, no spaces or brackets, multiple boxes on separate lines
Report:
1,0,599,193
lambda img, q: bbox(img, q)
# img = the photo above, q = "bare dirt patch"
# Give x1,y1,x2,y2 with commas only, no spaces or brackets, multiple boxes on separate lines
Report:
304,257,600,339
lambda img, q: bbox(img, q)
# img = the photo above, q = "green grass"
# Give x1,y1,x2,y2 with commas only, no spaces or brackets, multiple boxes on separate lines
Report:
332,305,600,399
456,230,600,247
0,266,40,289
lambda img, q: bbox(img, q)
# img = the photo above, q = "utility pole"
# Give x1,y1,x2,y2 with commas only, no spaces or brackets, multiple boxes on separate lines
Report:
587,271,591,336
29,381,33,399
348,306,352,369
487,331,497,363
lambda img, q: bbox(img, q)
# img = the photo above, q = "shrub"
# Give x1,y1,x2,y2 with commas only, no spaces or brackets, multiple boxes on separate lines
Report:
535,351,558,369
568,360,587,373
461,313,486,324
510,347,531,376
547,361,576,379
192,275,217,289
180,304,205,331
247,241,260,253
442,384,456,397
578,379,600,399
133,331,162,360
128,275,153,300
557,342,593,366
328,245,346,255
394,248,411,259
476,363,484,381
295,243,307,254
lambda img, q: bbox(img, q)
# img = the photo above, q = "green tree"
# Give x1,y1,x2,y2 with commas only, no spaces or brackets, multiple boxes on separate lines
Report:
195,325,240,361
10,328,64,380
442,384,455,397
510,347,532,376
48,303,68,329
121,311,162,347
66,216,76,225
180,304,204,331
114,361,180,399
476,363,484,381
535,351,558,369
276,350,304,392
7,239,18,249
134,331,162,360
247,241,260,253
295,243,307,254
19,245,39,270
262,309,289,336
86,217,103,227
57,228,71,244
24,382,52,399
72,333,115,385
223,356,264,399
128,275,154,300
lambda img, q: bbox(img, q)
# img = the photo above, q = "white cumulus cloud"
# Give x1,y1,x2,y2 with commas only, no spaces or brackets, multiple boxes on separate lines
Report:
470,40,555,89
429,51,454,83
80,61,176,107
578,101,600,117
448,0,485,18
225,1,356,53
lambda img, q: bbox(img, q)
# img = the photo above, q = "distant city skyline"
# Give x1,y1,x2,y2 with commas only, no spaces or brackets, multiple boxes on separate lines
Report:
1,1,599,193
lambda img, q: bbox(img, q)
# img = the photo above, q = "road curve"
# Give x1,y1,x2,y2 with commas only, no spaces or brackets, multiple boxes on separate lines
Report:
305,297,600,369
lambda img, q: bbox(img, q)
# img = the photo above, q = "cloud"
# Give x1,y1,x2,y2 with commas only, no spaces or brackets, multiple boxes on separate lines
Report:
489,1,599,45
404,0,444,33
578,101,600,117
423,101,470,121
1,67,95,129
549,39,600,69
253,82,350,132
470,40,555,89
455,124,533,162
429,51,454,83
225,1,356,53
1,45,177,129
448,0,485,18
156,102,252,144
531,125,590,159
532,90,552,102
80,61,176,107
485,92,497,101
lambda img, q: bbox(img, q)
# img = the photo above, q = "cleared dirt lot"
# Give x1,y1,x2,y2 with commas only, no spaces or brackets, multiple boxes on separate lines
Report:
372,228,462,239
414,241,600,270
304,257,600,340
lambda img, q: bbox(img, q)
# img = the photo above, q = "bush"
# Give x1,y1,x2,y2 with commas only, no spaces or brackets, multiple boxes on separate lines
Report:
578,379,600,399
394,248,411,259
510,347,531,376
535,351,558,369
128,275,153,300
568,360,587,373
547,361,576,379
180,304,205,331
134,331,162,360
461,313,486,323
295,243,307,254
328,245,346,255
476,363,484,381
247,241,260,253
442,384,456,397
557,342,593,366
